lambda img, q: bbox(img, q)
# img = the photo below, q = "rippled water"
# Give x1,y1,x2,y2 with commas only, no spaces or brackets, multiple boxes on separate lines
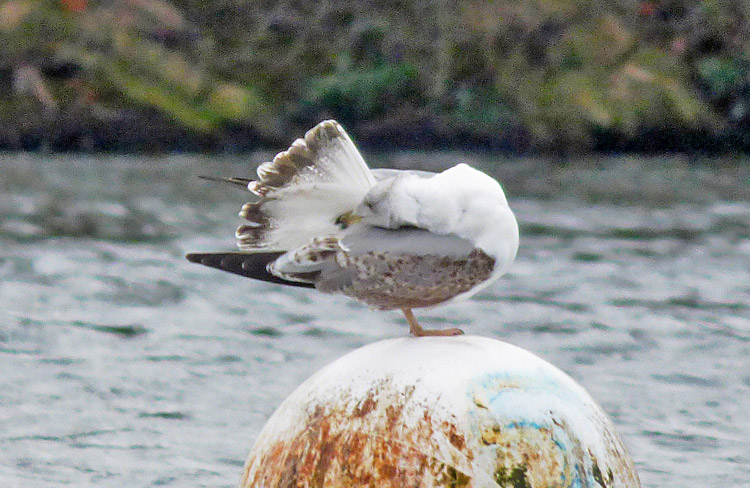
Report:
1,153,748,487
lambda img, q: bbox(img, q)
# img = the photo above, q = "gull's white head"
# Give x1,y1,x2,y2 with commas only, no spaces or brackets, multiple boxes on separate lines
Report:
356,163,519,275
354,175,418,229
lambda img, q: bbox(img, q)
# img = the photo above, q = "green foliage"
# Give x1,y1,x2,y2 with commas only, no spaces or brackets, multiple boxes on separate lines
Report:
433,85,517,144
697,56,748,100
303,62,421,122
0,0,748,151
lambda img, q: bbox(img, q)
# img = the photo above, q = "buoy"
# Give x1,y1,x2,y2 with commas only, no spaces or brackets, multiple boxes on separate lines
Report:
241,336,640,487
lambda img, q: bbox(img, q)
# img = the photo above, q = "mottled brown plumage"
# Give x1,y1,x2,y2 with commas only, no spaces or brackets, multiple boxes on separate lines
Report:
337,249,495,310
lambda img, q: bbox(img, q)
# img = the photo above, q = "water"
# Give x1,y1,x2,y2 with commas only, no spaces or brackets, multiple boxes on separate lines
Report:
1,152,748,487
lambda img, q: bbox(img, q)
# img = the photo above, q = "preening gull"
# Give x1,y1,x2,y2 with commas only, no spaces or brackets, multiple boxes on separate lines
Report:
187,120,519,336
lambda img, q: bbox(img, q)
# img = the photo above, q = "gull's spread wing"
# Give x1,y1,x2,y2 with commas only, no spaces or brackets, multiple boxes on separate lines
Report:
237,120,376,251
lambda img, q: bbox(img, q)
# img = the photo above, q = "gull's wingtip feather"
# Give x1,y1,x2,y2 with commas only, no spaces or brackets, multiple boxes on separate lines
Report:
185,252,316,288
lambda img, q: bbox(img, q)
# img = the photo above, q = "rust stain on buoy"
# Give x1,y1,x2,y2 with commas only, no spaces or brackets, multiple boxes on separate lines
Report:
242,377,475,487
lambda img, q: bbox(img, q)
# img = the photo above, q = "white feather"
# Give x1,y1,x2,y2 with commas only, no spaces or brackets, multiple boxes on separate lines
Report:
243,184,365,251
239,121,376,251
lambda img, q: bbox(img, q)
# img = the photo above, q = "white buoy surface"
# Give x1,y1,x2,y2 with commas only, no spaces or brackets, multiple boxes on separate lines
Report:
241,336,640,488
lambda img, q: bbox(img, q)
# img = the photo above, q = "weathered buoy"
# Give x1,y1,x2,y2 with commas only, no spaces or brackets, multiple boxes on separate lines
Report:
241,336,640,487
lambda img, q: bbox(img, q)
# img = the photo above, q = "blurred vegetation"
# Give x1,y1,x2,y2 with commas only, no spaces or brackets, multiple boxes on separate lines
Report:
0,0,748,152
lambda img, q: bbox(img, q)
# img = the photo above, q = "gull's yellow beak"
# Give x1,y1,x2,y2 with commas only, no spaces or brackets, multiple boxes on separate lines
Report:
335,211,362,229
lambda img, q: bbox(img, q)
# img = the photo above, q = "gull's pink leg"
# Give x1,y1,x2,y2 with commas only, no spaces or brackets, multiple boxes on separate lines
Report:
402,308,464,337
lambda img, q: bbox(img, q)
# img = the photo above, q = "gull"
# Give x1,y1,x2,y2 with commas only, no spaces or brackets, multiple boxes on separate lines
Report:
186,120,519,336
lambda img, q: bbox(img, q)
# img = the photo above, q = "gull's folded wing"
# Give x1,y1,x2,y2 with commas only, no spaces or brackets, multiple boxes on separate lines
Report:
268,226,479,291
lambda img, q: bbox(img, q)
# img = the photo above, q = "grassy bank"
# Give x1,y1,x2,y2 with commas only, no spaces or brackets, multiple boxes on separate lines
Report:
1,0,748,153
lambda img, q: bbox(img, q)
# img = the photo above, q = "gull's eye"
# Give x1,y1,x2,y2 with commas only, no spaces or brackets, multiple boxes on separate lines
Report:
335,214,350,229
335,212,362,229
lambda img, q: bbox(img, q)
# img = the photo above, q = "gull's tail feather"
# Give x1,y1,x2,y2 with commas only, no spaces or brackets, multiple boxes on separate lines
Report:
236,120,376,251
186,252,315,288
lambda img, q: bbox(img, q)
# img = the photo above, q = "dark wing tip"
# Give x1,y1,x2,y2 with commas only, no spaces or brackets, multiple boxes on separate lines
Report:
185,253,204,263
184,252,315,289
